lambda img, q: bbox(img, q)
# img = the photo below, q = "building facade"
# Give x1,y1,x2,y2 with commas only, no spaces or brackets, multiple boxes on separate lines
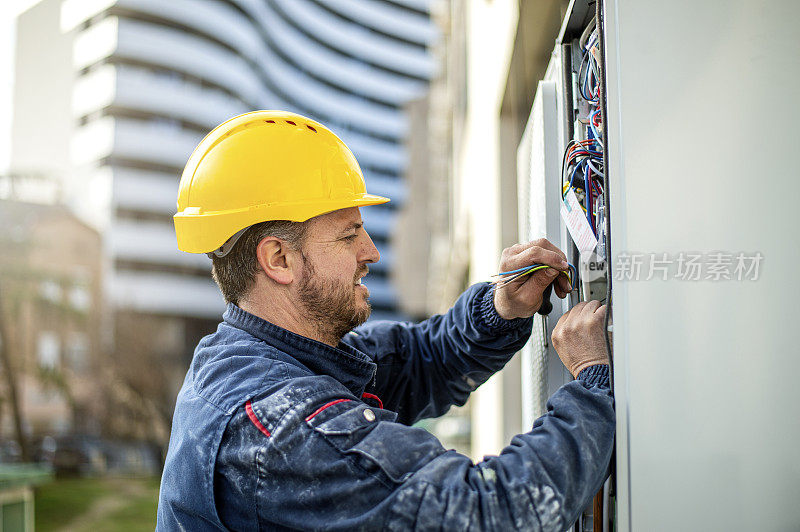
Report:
0,194,103,445
11,0,440,429
57,0,439,325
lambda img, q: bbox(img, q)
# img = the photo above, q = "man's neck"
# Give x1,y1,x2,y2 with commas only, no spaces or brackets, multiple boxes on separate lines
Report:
239,291,339,347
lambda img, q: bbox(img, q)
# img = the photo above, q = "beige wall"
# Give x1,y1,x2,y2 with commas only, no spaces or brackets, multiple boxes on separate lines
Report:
397,0,568,459
0,200,103,438
395,96,436,319
456,0,520,459
449,0,566,459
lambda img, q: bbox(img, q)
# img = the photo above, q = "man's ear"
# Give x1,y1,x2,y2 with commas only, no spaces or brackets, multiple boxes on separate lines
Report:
255,237,295,285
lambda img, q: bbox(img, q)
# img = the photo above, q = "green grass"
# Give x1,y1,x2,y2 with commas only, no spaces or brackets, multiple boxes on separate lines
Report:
35,478,109,530
92,478,159,532
35,477,159,532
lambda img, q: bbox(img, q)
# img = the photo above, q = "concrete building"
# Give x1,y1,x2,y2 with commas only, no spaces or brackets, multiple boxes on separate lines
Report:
0,194,104,440
404,0,567,458
10,0,440,394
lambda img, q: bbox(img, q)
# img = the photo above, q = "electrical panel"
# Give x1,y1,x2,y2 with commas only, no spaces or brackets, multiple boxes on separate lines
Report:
560,3,610,308
561,7,614,530
520,0,800,529
517,0,614,530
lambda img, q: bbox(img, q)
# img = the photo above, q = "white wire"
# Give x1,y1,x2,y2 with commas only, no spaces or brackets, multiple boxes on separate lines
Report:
586,158,604,177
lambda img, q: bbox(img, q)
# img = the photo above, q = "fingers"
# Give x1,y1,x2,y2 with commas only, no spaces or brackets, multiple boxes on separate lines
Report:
514,267,557,295
502,267,571,304
501,239,568,271
559,300,603,327
506,246,568,272
580,301,606,325
579,299,602,316
495,239,575,318
571,300,591,313
554,274,571,298
591,304,608,332
550,300,609,377
526,238,568,264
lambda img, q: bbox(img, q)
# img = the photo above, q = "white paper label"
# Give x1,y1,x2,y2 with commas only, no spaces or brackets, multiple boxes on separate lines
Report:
560,189,598,256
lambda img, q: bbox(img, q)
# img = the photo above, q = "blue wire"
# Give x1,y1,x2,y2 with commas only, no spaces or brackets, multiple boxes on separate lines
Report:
572,148,602,157
498,262,578,278
496,264,544,276
569,161,584,188
581,63,593,101
496,263,578,292
580,51,600,105
588,109,603,141
590,123,602,142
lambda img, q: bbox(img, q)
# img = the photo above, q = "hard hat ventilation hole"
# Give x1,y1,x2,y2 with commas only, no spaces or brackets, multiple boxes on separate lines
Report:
265,120,275,123
306,125,317,133
285,120,296,126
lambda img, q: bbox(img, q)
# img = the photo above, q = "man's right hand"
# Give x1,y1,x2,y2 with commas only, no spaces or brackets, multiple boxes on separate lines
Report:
551,300,609,378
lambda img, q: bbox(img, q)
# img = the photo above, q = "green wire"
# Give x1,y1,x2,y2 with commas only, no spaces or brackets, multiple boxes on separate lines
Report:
494,264,574,289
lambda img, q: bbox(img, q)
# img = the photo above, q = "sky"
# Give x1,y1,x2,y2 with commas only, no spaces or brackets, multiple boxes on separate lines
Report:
0,0,42,172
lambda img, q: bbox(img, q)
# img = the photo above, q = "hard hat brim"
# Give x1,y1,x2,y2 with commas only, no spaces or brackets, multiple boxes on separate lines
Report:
175,194,390,254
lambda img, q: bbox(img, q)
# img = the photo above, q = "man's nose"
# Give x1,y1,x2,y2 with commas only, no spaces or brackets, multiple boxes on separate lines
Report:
360,230,380,264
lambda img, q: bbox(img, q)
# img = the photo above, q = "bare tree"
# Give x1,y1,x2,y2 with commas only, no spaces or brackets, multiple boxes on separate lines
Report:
0,280,32,461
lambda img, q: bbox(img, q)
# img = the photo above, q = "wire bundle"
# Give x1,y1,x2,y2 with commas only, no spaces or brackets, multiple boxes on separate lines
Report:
492,263,577,290
562,29,605,238
578,30,601,105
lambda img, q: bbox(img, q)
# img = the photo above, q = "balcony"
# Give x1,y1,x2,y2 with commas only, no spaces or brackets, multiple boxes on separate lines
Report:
111,270,224,318
71,115,201,169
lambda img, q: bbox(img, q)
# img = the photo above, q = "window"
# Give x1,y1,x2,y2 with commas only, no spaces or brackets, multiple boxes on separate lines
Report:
37,332,59,369
39,280,62,303
66,333,89,372
69,284,90,312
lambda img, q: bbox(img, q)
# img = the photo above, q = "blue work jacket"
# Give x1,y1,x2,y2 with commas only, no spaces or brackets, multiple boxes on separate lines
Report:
156,283,614,531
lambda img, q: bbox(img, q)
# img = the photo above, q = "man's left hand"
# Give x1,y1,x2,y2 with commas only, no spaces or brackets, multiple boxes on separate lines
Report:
493,239,571,320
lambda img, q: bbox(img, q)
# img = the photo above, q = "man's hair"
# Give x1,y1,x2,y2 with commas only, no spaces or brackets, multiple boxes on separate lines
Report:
211,220,308,305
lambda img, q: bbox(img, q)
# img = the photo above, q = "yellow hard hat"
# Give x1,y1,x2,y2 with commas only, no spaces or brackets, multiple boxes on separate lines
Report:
174,110,390,254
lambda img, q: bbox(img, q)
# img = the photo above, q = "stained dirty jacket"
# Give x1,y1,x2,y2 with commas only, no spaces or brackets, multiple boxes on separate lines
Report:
156,283,615,531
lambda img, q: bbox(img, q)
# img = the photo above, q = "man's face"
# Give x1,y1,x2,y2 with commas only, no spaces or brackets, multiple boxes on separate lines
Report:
294,208,380,344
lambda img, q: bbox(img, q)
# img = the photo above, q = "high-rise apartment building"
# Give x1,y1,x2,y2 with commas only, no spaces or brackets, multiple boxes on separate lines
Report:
11,0,439,373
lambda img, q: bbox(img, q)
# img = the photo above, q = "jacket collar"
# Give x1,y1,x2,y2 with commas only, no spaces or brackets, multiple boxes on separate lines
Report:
222,303,377,397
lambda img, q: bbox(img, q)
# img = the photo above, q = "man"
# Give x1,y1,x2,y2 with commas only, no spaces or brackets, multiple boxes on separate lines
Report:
157,111,614,531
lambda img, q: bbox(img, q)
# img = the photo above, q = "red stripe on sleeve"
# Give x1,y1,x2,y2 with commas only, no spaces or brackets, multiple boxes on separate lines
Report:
245,400,271,438
305,399,352,422
361,392,383,410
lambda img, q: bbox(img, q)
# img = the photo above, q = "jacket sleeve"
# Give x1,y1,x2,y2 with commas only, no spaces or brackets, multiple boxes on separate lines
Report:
343,282,533,425
230,365,615,531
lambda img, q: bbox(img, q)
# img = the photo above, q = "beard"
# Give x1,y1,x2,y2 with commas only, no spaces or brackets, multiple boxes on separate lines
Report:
296,254,371,345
